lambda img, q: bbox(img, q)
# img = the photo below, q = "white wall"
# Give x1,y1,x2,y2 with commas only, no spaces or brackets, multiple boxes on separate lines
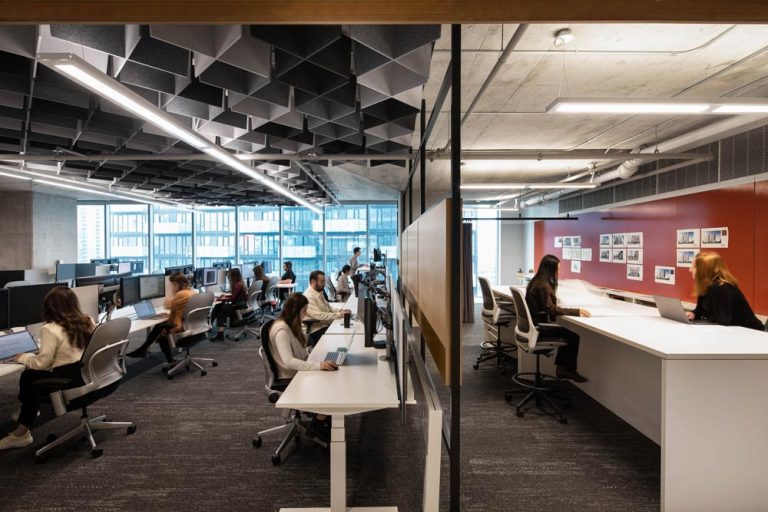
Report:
499,221,533,284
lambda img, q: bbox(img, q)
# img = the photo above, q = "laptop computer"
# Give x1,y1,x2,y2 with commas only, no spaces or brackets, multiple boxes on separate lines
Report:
134,300,162,320
0,330,39,361
653,295,712,325
324,330,357,366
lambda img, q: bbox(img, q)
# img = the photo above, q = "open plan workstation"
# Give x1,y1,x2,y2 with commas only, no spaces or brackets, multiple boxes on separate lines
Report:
5,8,768,512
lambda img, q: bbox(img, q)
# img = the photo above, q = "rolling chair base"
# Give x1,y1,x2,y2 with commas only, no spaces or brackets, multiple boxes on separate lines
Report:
473,343,517,371
36,409,136,460
253,410,327,466
226,326,262,342
165,348,218,379
505,356,571,424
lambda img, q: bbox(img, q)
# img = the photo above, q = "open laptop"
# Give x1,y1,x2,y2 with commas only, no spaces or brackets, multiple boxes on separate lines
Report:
324,330,357,366
653,295,712,325
134,300,164,320
0,330,39,361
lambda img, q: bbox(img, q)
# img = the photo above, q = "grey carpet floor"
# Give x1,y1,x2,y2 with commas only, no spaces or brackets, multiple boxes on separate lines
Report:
0,306,659,511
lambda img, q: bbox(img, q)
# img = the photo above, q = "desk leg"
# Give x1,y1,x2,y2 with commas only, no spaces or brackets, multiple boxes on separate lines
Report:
331,415,346,512
662,359,768,512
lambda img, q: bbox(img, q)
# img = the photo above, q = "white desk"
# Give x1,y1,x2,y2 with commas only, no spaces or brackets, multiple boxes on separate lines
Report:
493,281,768,512
0,362,23,377
277,283,297,290
277,331,399,512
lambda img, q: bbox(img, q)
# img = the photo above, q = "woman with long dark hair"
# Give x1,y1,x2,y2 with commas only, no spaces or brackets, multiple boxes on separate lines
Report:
525,254,591,383
336,264,352,302
209,267,248,341
0,287,94,450
686,251,763,330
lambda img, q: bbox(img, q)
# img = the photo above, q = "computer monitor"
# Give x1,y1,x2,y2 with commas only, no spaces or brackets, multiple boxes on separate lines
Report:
165,264,192,276
373,248,382,262
357,282,369,325
139,274,165,300
364,296,377,348
0,270,25,288
75,263,97,278
128,261,144,274
75,274,116,288
0,288,9,330
55,263,77,284
120,276,141,307
204,268,218,287
212,261,231,270
118,262,131,274
8,283,60,328
241,265,254,281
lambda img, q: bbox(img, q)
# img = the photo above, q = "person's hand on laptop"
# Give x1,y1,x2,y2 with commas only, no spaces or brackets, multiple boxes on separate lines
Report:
320,361,338,371
579,309,592,318
686,311,695,320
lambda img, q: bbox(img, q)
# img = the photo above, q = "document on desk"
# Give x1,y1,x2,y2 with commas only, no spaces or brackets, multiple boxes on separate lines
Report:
557,279,606,308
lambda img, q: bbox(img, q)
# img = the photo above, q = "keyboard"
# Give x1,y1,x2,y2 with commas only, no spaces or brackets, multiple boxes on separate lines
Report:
324,348,348,366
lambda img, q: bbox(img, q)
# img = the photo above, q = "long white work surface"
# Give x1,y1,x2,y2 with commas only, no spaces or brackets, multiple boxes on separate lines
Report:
276,330,399,512
493,281,768,512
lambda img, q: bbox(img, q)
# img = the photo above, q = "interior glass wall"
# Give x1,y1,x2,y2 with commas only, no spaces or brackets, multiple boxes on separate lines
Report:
77,204,105,262
152,206,193,273
107,204,149,270
238,206,281,274
368,204,399,277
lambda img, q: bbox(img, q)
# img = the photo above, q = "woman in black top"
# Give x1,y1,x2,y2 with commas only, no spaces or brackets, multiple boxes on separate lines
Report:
526,255,591,383
686,252,764,331
278,261,296,302
209,268,248,341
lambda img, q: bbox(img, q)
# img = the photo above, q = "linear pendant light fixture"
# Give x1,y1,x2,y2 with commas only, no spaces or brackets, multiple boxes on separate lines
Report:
37,54,323,214
547,97,768,115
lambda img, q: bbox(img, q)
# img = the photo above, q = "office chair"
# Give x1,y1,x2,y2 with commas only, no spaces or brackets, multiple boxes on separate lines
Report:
474,277,517,372
504,287,569,424
165,291,218,379
227,280,264,342
326,278,339,302
260,276,279,320
36,317,136,460
252,319,326,465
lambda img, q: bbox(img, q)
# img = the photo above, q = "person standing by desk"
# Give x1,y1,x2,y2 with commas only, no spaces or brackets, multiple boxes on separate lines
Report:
0,287,93,450
349,247,362,274
526,254,591,383
126,272,195,362
209,267,248,341
685,251,764,330
304,270,351,346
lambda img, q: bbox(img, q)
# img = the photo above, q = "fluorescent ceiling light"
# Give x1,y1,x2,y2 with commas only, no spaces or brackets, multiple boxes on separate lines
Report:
461,183,597,190
38,54,322,214
0,170,32,181
548,97,768,115
33,179,163,205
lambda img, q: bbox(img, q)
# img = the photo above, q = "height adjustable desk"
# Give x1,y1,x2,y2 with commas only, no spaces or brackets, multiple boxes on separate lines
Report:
493,281,768,512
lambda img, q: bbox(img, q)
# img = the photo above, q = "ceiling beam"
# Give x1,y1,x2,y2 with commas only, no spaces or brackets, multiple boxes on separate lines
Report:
4,1,768,23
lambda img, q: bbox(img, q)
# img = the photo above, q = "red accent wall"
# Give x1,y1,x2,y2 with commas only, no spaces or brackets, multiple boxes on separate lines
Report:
534,182,768,313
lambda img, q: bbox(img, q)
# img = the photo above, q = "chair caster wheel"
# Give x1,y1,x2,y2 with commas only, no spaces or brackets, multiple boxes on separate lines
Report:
161,366,170,374
167,375,174,380
504,392,513,402
559,417,568,424
91,448,103,458
472,363,479,370
200,370,207,377
253,437,262,448
35,456,47,465
212,361,218,367
127,425,137,435
271,455,281,466
515,409,524,418
45,434,57,444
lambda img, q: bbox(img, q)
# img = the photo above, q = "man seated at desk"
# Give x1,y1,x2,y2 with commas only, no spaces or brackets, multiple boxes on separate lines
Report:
303,270,351,346
278,261,296,302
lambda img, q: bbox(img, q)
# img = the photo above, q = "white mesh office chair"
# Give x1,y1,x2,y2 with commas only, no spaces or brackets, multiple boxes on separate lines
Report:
36,317,136,460
252,319,326,466
165,291,218,379
504,286,569,424
326,278,339,302
260,276,279,320
474,277,517,372
226,280,264,342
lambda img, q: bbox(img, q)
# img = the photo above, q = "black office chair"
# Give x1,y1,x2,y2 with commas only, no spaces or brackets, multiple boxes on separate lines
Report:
36,317,136,460
504,287,570,424
474,277,517,372
252,319,326,465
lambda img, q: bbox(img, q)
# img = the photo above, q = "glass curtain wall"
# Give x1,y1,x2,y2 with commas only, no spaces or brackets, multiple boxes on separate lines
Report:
463,208,500,297
152,206,193,273
282,207,323,289
238,206,281,273
77,204,105,262
107,204,149,270
325,205,367,278
194,207,236,268
368,204,398,277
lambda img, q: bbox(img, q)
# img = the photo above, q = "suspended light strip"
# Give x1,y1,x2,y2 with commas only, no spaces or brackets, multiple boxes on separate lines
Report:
33,179,167,205
37,54,322,214
547,97,768,115
0,170,32,181
461,183,597,190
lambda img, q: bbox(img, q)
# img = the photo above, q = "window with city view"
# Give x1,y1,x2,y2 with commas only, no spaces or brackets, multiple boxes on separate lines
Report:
77,204,105,262
152,206,193,273
195,207,236,268
238,206,280,273
282,206,324,289
325,205,367,278
107,204,149,270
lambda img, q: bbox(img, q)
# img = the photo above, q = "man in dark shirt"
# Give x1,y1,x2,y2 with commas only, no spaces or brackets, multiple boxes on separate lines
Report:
278,261,296,302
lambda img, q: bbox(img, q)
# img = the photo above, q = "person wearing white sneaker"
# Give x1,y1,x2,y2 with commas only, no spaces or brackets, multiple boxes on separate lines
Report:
0,287,93,451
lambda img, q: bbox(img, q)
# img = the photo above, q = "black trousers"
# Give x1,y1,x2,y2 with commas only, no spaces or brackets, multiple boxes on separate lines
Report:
134,322,176,363
211,302,245,328
17,362,83,428
537,325,580,370
308,326,329,347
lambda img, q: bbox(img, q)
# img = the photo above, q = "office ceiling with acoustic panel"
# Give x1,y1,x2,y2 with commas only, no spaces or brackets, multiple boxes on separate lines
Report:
0,24,441,206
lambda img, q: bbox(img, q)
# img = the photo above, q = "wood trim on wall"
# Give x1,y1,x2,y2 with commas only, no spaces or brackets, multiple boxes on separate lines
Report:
3,0,768,24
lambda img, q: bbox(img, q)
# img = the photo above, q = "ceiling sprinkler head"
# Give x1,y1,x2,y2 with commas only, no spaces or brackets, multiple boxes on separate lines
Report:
554,28,574,47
